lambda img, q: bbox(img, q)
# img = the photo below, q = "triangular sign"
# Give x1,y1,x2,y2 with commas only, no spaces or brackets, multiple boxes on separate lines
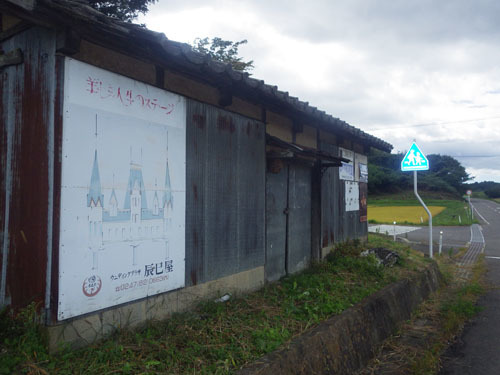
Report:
401,142,429,171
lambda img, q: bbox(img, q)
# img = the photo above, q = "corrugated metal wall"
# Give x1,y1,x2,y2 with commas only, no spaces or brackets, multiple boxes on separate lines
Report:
0,26,370,313
339,182,363,242
185,100,266,286
265,164,287,282
319,142,340,249
319,141,367,249
0,27,56,309
265,162,312,281
287,164,312,274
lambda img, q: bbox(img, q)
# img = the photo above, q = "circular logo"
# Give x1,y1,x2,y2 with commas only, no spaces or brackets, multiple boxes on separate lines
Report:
82,275,102,297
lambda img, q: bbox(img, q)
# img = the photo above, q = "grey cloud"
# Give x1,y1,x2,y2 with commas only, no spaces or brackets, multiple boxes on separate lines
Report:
399,139,500,171
149,0,500,45
243,0,500,76
247,0,500,44
142,1,500,181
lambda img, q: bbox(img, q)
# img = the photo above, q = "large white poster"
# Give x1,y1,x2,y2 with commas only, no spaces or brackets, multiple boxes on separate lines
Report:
58,59,186,320
345,181,360,211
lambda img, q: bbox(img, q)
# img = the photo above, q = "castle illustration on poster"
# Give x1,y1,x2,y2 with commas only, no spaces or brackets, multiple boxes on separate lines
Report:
87,139,174,270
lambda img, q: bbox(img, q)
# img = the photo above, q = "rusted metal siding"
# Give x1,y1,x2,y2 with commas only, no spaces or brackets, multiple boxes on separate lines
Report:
185,101,265,286
0,26,56,309
287,164,311,274
359,189,368,238
320,142,340,249
311,164,322,261
265,162,312,281
338,184,362,242
265,165,287,282
0,38,11,307
319,141,367,248
236,113,266,271
48,55,65,323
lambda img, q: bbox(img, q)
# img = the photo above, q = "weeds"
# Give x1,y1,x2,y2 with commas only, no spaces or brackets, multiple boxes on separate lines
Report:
1,237,429,374
360,251,486,375
0,302,48,375
440,281,484,336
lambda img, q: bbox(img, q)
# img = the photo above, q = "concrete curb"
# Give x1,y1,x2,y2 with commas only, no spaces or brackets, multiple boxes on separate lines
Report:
237,262,443,375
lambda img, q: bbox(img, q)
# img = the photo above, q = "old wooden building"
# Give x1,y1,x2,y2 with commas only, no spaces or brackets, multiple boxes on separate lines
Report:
0,0,392,347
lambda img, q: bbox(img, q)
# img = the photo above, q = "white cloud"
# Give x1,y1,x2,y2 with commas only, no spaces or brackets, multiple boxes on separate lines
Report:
467,166,500,183
139,0,500,182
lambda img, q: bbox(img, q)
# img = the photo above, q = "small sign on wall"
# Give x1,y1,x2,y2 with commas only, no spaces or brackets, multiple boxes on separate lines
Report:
359,163,368,183
345,181,359,211
339,148,354,180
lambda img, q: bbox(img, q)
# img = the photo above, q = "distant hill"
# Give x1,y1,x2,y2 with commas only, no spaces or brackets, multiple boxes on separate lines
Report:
368,149,471,197
464,181,500,198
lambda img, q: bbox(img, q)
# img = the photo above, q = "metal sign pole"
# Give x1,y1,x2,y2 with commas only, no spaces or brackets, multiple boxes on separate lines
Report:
468,195,473,220
414,171,433,258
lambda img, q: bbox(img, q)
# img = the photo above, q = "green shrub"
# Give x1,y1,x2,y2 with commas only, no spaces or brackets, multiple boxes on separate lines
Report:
0,303,48,375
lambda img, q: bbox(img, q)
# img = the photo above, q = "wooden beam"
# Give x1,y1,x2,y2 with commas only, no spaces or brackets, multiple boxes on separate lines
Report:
56,28,81,55
218,85,233,107
0,48,23,69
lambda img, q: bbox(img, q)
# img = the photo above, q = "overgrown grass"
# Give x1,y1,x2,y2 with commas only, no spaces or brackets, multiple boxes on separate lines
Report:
410,257,485,374
440,282,483,335
0,303,48,375
368,198,477,226
0,236,429,375
360,251,486,375
470,191,488,199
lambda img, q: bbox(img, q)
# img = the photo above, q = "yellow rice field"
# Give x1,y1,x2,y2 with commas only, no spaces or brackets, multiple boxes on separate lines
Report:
368,206,446,224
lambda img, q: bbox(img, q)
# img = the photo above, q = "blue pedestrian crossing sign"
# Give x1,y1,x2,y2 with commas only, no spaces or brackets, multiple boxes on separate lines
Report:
401,142,429,171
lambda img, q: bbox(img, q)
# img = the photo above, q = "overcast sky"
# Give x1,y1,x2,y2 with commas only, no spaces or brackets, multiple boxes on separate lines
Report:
140,0,500,183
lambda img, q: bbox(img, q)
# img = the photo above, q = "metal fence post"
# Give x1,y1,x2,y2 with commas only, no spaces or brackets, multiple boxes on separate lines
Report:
439,231,443,255
414,171,433,258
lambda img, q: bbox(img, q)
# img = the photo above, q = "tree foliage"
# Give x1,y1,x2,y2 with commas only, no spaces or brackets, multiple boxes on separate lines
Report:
88,0,157,22
484,187,500,198
467,181,500,198
427,154,470,192
192,37,254,73
368,149,472,196
465,180,500,194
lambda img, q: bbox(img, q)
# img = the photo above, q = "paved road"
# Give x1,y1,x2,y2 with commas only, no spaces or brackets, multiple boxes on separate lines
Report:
369,223,471,256
402,224,471,256
440,198,500,374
